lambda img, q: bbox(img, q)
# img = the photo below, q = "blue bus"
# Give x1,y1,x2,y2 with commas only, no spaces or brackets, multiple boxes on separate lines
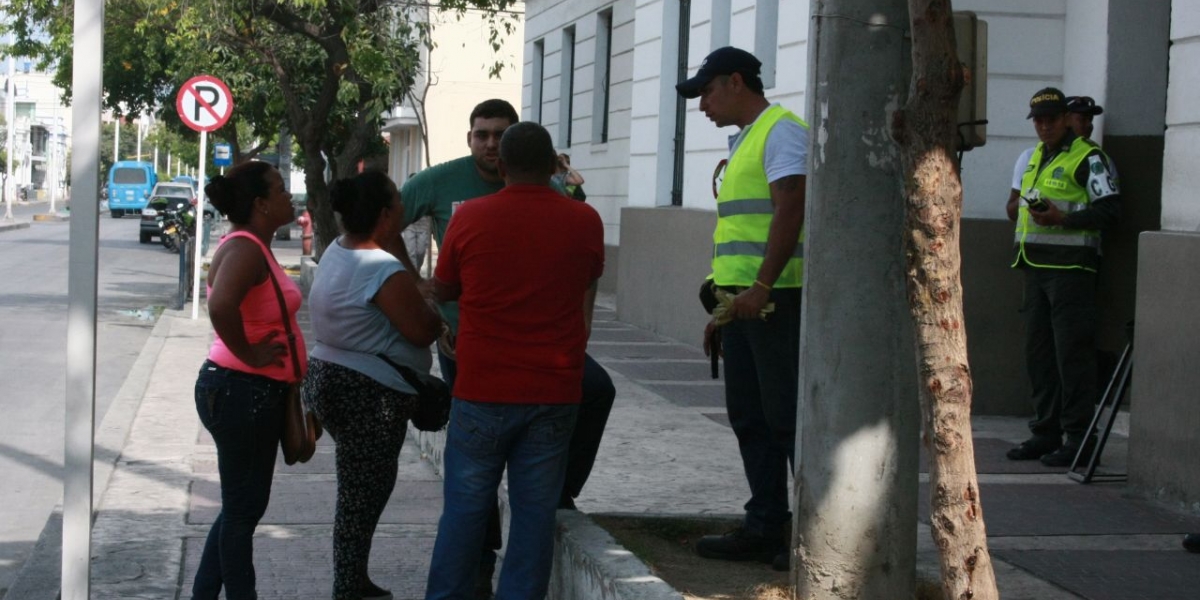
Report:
107,161,157,218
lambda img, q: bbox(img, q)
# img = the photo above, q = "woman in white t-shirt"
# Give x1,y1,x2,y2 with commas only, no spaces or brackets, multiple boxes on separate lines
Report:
302,171,442,600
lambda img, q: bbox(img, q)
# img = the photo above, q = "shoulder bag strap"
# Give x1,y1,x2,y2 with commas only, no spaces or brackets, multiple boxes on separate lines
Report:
264,258,302,381
376,353,428,392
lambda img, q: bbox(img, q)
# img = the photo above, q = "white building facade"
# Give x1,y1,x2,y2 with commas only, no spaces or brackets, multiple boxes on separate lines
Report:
2,62,70,201
524,0,1200,507
382,4,525,187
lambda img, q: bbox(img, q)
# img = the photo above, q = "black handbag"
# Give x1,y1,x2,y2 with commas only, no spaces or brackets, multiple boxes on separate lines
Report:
378,354,451,432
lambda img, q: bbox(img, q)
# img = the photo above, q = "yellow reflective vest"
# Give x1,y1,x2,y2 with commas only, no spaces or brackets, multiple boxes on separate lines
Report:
712,105,807,288
1012,136,1105,272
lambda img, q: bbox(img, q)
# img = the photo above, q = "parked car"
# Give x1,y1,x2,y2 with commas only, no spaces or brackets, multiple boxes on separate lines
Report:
171,175,199,194
139,182,213,244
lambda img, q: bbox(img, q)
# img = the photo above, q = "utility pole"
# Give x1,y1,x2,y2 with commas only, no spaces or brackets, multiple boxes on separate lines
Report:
4,30,15,221
794,1,918,598
113,117,119,162
135,115,143,162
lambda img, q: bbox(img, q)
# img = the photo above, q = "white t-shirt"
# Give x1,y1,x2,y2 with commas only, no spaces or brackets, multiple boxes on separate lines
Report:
728,103,809,182
309,238,432,393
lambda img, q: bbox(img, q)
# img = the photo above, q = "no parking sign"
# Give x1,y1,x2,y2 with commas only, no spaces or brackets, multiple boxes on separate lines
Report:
176,75,234,132
175,74,234,320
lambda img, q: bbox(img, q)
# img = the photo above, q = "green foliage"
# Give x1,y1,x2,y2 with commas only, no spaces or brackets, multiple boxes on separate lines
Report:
3,0,520,253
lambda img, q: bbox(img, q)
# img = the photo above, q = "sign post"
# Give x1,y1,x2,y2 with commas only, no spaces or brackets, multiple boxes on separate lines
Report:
176,75,233,319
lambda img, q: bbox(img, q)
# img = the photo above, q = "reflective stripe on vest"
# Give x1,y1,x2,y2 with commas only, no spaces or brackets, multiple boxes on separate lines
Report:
716,241,805,259
712,105,808,288
1012,137,1103,271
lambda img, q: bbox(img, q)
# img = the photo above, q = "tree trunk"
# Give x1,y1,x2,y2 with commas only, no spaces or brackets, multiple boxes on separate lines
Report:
893,1,999,599
301,146,335,260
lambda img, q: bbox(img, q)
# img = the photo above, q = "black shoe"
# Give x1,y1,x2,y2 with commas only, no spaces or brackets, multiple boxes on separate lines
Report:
695,527,786,563
558,495,578,510
1006,437,1061,461
1040,438,1096,468
360,581,392,600
771,551,789,572
1183,534,1200,553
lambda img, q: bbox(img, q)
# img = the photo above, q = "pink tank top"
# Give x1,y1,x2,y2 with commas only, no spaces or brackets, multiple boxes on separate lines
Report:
206,231,307,382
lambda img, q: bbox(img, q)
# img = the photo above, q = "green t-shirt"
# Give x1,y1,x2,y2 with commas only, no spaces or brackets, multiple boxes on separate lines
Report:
401,155,504,332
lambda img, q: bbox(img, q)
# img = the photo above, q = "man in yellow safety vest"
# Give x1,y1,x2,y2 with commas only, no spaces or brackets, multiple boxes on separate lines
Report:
1004,87,1121,468
677,46,807,571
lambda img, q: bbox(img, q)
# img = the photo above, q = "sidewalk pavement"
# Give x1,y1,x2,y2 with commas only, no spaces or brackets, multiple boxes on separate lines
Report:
14,235,1200,599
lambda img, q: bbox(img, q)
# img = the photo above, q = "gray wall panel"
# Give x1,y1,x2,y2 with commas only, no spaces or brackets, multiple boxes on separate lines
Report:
1129,232,1200,507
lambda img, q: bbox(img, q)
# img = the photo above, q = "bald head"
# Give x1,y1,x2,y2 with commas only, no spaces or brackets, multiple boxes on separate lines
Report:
498,121,557,185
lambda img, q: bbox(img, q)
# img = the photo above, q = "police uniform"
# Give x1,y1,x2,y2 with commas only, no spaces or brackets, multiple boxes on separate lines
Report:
1010,91,1120,463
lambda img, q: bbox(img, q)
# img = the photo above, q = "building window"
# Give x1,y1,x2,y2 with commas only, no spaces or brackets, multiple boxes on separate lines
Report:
592,10,613,144
754,0,778,89
671,0,691,206
560,26,576,148
532,39,545,122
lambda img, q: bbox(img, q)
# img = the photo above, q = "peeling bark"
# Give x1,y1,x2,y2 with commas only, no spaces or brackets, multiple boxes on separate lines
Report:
894,1,999,598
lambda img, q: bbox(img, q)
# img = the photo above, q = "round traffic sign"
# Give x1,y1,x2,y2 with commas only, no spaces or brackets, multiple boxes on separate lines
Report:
176,75,234,133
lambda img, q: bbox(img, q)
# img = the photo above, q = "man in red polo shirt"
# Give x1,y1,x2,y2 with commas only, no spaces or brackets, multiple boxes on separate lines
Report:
424,121,604,600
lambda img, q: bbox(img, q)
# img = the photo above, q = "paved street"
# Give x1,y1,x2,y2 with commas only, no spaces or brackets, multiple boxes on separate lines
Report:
0,202,184,598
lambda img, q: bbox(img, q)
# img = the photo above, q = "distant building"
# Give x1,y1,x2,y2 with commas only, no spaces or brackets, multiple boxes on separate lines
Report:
381,3,525,186
2,58,69,199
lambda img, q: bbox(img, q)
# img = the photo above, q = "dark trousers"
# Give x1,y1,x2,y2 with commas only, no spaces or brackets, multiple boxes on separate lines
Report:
191,361,287,600
720,287,801,537
437,350,616,575
1023,268,1099,444
304,359,413,600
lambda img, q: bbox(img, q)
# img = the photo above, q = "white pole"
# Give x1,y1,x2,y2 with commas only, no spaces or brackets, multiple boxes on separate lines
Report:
154,145,159,174
135,120,142,162
113,117,119,161
48,107,58,214
64,0,103,598
4,46,14,221
167,150,172,177
192,130,206,320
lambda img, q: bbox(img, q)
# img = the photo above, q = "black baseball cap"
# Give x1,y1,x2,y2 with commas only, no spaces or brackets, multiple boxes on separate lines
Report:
676,46,762,99
1066,95,1104,116
1027,87,1068,118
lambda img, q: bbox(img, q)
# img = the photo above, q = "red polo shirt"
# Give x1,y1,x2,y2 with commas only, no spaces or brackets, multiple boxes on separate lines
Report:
435,184,604,404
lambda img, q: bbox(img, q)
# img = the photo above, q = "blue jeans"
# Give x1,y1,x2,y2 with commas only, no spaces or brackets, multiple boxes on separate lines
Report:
425,399,578,600
191,361,287,600
720,287,801,537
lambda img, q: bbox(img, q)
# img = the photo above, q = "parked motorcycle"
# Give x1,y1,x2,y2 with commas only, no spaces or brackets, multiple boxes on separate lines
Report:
160,200,196,253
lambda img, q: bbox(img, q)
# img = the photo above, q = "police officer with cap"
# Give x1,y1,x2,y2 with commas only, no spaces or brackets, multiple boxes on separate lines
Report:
1065,95,1103,139
1004,87,1121,467
677,46,808,571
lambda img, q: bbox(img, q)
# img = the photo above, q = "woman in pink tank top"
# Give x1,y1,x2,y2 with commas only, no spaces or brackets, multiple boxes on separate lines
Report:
191,161,303,600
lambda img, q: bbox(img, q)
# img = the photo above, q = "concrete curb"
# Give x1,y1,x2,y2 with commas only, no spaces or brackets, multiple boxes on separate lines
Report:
0,220,31,232
4,309,176,599
549,510,684,600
